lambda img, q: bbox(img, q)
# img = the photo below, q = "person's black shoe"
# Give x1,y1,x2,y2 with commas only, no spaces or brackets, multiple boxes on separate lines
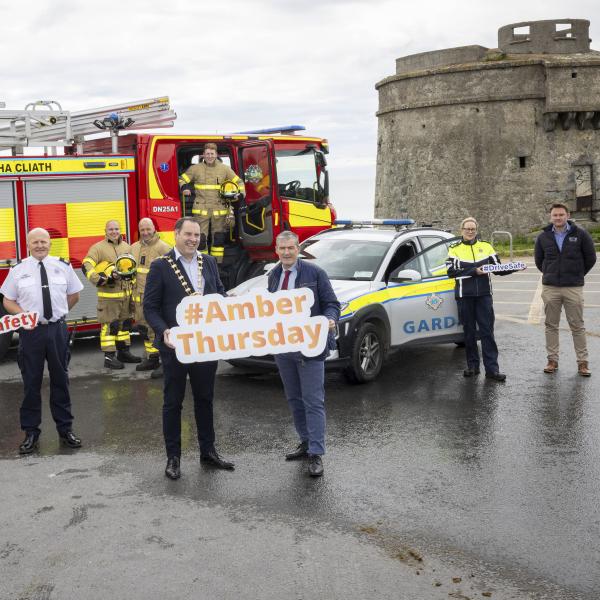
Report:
136,356,160,372
19,432,40,455
59,430,82,448
150,364,163,379
307,454,324,477
285,441,309,460
116,349,142,364
485,371,506,382
463,368,481,377
104,352,124,370
165,456,181,480
200,449,235,470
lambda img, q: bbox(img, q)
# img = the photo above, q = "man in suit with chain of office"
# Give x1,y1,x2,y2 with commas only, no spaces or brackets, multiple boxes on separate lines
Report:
143,217,234,480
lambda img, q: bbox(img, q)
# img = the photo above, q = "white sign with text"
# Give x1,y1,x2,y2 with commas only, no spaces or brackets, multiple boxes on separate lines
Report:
170,289,328,363
0,311,39,334
480,262,527,273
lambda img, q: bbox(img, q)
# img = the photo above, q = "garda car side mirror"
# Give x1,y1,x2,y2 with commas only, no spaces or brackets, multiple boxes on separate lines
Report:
389,269,422,283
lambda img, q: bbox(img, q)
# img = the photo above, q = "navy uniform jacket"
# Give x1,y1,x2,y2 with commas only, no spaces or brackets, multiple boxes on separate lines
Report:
267,258,340,360
143,249,225,353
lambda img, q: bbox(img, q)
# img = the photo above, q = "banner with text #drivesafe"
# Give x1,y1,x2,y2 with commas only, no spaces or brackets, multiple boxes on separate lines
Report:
170,289,329,363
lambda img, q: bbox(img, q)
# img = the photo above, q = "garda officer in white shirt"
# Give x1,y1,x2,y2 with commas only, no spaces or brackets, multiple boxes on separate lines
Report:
0,228,84,454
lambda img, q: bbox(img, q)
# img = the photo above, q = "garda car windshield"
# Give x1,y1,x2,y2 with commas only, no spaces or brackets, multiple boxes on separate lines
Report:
300,239,389,281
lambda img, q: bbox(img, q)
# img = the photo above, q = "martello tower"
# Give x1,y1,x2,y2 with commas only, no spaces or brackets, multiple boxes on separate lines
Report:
375,19,600,234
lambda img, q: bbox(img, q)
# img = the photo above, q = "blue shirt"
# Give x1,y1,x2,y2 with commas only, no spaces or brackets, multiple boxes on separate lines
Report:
277,262,298,290
552,223,571,252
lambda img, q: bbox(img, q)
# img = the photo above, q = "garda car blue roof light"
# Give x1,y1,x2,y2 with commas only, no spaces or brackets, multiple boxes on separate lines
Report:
334,219,415,227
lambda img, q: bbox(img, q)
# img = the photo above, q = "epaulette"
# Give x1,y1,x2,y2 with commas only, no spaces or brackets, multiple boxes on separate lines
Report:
9,259,22,268
59,257,71,265
449,240,462,248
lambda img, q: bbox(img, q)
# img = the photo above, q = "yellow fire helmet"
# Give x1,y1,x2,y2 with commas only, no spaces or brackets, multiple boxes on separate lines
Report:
94,260,116,278
219,179,240,200
114,253,137,279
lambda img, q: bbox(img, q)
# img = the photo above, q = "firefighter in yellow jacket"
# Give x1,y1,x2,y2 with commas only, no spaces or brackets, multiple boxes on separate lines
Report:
130,218,171,377
179,142,245,262
82,220,141,369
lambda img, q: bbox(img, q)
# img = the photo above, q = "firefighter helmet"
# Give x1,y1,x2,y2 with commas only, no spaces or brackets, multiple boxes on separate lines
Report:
219,179,240,200
114,254,137,279
94,260,116,278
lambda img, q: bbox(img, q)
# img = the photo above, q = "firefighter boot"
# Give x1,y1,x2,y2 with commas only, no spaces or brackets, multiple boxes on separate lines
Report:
104,352,125,370
150,364,164,379
116,342,142,364
136,354,160,372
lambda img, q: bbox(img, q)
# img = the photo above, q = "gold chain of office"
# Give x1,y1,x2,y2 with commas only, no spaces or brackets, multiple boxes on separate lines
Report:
164,253,204,296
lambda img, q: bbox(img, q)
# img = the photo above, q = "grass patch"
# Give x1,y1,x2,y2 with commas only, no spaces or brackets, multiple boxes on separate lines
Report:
493,228,600,258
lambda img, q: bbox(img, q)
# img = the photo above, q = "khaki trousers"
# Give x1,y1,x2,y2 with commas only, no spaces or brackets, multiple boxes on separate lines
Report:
192,198,229,262
133,294,158,357
541,285,588,363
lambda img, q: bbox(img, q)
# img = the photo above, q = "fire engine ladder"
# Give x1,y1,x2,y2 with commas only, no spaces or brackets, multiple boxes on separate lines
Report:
0,96,177,155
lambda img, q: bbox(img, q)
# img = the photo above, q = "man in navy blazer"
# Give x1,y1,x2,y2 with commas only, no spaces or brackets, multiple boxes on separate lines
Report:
144,217,234,480
267,231,340,477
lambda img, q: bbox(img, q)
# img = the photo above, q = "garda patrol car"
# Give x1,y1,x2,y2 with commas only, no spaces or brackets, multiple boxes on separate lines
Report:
228,220,463,383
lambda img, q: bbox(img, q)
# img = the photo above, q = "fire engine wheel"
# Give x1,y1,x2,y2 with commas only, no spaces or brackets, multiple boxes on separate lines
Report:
236,260,266,285
0,332,12,360
246,261,266,279
344,322,385,384
0,305,13,360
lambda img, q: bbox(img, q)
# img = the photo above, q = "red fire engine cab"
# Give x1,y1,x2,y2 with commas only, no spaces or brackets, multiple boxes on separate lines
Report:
0,97,336,357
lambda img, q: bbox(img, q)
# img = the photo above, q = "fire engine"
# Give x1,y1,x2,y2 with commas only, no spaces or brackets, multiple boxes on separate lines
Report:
0,97,335,358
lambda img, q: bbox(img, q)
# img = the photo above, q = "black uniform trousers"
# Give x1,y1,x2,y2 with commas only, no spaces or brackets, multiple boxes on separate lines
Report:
457,295,499,374
17,321,73,435
160,350,218,458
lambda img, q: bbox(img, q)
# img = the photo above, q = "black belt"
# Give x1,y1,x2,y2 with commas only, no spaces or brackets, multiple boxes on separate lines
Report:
38,318,65,327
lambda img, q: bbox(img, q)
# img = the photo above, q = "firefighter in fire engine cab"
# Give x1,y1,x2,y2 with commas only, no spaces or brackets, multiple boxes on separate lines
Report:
130,218,171,377
178,142,245,262
82,220,141,369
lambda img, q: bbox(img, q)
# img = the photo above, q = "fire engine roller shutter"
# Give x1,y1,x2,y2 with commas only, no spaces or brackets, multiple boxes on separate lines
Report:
0,181,17,264
24,177,129,324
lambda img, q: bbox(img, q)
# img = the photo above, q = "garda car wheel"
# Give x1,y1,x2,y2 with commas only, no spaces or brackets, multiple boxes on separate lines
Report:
344,322,385,384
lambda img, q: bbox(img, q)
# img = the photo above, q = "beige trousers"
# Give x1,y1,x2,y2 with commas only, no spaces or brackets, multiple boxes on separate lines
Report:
541,285,588,363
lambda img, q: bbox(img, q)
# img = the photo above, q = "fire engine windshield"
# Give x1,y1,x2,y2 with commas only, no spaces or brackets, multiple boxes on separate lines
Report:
299,238,389,281
275,148,326,204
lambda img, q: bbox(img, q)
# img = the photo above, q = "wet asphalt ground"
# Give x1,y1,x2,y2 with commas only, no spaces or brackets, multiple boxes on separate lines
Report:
1,258,599,600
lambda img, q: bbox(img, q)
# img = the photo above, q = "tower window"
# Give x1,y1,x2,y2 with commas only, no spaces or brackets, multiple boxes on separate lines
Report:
555,23,574,38
519,156,527,168
512,25,531,42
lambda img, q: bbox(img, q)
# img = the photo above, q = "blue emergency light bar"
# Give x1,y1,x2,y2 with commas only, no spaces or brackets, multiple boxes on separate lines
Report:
334,219,415,226
236,125,306,135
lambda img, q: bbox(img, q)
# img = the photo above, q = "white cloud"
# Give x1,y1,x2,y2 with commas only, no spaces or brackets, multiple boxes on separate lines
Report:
2,0,599,217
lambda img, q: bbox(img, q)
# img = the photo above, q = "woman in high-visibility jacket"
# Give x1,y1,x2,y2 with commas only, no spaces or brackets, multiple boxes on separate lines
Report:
445,217,516,381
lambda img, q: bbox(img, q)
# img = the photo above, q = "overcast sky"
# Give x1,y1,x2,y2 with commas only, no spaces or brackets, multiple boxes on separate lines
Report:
2,0,598,218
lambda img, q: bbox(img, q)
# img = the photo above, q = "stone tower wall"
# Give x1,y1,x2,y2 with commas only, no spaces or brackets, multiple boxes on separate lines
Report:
375,20,600,236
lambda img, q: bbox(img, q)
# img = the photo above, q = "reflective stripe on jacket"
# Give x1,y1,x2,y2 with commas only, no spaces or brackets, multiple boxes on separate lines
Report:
178,161,245,208
82,237,132,292
446,239,499,298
